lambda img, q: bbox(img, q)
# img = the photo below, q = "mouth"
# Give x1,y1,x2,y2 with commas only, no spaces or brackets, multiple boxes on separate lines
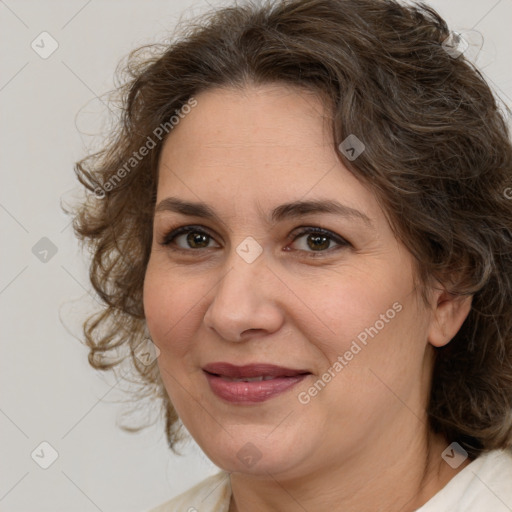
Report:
202,362,312,403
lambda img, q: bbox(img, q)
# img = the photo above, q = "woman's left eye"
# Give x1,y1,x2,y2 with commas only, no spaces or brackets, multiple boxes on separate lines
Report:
288,227,350,254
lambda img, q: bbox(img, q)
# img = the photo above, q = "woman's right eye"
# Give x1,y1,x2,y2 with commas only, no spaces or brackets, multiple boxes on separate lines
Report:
160,226,220,251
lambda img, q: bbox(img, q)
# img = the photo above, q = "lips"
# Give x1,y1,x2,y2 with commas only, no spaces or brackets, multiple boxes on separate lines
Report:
203,362,311,403
203,362,310,380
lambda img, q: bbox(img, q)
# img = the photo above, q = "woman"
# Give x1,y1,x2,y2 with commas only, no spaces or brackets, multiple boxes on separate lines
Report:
69,0,512,510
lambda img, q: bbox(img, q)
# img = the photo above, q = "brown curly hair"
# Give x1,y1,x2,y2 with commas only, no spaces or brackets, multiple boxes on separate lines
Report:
68,0,512,458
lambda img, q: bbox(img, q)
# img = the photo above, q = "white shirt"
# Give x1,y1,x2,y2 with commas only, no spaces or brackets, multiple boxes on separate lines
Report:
147,449,512,512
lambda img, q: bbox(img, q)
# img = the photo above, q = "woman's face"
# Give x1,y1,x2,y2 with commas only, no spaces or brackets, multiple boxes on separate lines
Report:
144,84,442,478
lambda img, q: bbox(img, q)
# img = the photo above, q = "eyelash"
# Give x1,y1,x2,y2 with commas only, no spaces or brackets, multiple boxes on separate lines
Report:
159,224,351,256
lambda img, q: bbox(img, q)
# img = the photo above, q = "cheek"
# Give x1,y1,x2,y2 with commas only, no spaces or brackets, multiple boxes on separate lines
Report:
301,268,427,410
142,264,166,342
300,269,406,357
143,260,211,362
142,264,200,408
316,290,427,416
143,262,186,353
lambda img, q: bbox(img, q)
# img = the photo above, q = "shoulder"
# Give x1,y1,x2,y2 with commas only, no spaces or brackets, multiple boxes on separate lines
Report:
418,449,512,511
468,449,512,507
146,471,231,512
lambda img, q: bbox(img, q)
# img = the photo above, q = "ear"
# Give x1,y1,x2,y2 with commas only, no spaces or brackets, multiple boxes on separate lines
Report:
427,289,473,348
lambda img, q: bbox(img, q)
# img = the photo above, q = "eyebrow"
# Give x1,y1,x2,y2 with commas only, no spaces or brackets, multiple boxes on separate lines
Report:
155,197,373,228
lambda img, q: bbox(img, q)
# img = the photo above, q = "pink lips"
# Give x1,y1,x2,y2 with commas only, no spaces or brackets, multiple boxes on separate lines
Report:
203,362,310,403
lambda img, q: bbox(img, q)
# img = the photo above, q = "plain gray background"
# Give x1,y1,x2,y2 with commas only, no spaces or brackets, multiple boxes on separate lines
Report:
1,1,511,511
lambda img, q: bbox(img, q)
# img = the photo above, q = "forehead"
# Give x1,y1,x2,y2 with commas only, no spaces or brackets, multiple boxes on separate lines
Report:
156,84,380,223
159,84,332,166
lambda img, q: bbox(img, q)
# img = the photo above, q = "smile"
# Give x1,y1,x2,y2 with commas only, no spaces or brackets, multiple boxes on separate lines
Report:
202,362,311,403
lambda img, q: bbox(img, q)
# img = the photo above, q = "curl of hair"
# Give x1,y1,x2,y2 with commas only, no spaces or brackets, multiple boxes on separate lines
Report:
67,0,512,457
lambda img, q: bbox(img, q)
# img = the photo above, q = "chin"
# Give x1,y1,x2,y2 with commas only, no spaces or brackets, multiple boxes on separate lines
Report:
196,429,313,477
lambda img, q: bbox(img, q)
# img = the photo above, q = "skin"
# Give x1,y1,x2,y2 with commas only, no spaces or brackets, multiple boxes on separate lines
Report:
143,83,473,512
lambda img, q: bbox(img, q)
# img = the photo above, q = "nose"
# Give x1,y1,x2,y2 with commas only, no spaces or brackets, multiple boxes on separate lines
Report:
203,250,284,342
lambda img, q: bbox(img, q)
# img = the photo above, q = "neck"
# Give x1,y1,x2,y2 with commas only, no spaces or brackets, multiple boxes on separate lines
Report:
228,429,471,512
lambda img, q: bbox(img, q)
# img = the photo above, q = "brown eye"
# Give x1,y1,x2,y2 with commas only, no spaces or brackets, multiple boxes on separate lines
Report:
161,226,220,250
184,231,211,249
289,227,350,254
